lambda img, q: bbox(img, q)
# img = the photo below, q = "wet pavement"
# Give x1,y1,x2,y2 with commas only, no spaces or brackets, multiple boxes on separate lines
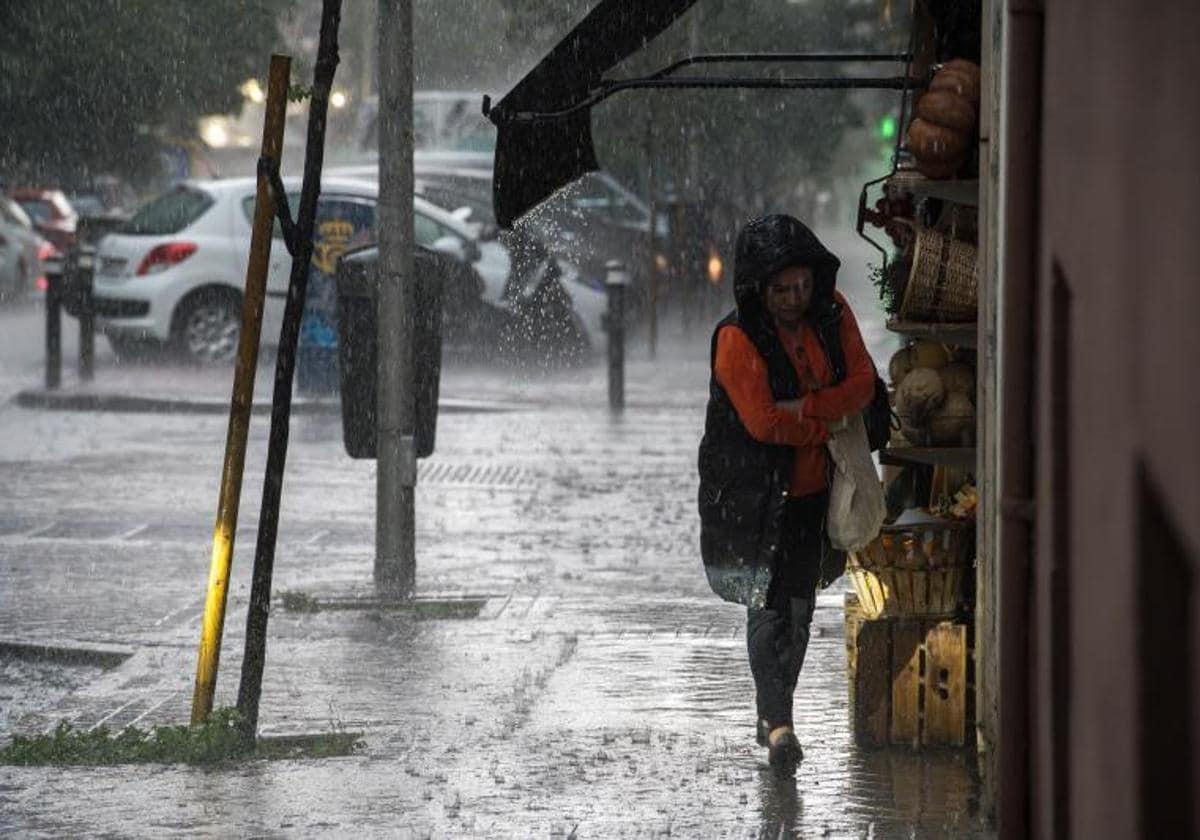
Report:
0,234,992,838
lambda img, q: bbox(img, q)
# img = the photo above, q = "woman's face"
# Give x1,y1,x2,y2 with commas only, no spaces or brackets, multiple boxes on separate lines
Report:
764,265,814,329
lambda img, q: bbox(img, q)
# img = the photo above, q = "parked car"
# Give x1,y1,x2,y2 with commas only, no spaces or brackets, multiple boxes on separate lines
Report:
404,165,663,303
0,195,46,302
91,176,602,363
9,188,77,254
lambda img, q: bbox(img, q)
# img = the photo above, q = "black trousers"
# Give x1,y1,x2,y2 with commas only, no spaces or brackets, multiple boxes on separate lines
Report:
746,493,826,730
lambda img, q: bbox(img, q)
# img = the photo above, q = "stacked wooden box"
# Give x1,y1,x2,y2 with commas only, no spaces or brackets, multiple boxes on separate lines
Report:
844,592,974,748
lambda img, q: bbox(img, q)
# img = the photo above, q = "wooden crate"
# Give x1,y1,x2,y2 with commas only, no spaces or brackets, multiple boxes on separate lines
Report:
844,592,974,748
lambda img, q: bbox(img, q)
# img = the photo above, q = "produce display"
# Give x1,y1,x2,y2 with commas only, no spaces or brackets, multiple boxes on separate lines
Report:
905,58,981,180
888,340,975,446
932,482,979,520
853,521,972,572
849,57,983,622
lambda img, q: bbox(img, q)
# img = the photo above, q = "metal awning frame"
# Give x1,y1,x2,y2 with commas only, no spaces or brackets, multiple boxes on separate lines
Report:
485,52,920,125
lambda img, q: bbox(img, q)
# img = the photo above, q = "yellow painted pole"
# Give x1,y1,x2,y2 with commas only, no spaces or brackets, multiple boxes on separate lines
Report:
191,54,291,725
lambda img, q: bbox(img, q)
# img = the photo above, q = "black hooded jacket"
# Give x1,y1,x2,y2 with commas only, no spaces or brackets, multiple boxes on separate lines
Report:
697,215,848,608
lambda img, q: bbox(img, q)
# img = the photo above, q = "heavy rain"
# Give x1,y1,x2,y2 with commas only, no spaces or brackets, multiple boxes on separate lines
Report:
1,0,1055,837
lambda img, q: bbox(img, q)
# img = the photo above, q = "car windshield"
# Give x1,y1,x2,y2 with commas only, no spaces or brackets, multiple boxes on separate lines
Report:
120,185,213,235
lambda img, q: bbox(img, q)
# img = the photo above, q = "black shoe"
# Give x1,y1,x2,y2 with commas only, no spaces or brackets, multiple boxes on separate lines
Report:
767,730,803,775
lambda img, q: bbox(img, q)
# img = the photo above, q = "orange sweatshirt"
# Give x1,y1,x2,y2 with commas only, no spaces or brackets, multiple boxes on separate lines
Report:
714,292,877,496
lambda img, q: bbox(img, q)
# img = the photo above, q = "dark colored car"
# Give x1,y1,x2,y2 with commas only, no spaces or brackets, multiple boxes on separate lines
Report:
413,166,661,304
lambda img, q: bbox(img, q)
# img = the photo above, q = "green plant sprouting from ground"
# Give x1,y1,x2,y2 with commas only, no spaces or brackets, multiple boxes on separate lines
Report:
0,706,362,766
1,706,250,766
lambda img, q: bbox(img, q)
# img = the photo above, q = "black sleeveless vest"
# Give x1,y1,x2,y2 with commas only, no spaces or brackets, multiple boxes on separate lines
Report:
697,302,845,607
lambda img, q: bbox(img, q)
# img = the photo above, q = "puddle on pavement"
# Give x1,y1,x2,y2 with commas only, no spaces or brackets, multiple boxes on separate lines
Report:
513,619,989,837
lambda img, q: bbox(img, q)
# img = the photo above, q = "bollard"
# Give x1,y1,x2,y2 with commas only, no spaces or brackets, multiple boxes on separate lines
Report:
605,260,630,411
44,264,63,390
76,246,95,381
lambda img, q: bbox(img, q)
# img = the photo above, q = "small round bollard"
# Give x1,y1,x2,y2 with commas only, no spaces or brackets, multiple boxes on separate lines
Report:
604,261,629,411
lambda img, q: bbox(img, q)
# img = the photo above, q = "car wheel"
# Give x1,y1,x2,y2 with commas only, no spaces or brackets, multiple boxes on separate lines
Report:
173,288,241,364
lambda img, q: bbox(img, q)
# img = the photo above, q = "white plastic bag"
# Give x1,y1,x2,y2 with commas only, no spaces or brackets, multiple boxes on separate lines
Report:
825,414,886,551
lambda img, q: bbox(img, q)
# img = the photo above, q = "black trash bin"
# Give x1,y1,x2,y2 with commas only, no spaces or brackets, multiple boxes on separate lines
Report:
336,245,445,459
61,214,130,318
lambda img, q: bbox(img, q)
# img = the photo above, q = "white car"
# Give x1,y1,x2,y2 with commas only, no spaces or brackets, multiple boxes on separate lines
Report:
92,176,603,362
0,195,46,302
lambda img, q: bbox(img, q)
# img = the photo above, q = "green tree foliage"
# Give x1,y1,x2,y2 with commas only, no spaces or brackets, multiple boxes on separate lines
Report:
0,0,289,187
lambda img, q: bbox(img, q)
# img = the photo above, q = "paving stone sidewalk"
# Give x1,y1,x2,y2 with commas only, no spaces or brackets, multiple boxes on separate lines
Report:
0,334,990,838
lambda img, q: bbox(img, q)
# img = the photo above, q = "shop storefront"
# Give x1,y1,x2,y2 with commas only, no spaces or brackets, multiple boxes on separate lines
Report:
489,1,1200,836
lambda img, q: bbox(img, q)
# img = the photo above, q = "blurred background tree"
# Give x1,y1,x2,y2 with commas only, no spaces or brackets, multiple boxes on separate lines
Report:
0,0,289,188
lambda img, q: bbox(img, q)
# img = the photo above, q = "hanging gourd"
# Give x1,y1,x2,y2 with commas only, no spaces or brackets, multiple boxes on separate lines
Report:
916,90,977,134
905,59,981,180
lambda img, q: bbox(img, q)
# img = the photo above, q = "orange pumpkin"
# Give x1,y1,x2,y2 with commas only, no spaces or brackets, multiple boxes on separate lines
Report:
929,67,980,106
941,59,981,90
916,90,977,134
906,117,969,163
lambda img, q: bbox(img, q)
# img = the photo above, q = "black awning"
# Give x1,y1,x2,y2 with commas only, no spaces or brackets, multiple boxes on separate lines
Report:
487,0,700,227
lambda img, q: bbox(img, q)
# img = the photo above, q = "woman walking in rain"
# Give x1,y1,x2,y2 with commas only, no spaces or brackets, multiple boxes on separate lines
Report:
697,214,876,774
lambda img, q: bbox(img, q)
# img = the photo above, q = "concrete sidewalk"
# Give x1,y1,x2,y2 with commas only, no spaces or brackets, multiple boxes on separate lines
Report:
0,337,988,838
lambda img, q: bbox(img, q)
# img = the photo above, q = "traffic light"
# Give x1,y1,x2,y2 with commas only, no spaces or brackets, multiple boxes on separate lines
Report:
877,114,898,141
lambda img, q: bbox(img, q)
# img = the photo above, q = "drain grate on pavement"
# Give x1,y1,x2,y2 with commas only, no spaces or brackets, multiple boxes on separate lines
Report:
418,461,536,489
281,591,492,620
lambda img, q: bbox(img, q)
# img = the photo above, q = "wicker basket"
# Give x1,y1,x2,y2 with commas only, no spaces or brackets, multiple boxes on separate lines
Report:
847,519,973,619
897,221,977,323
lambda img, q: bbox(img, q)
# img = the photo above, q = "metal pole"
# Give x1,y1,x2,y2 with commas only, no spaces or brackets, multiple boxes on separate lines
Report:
644,117,658,359
376,0,416,599
78,250,95,382
605,261,629,411
190,54,291,727
44,268,62,390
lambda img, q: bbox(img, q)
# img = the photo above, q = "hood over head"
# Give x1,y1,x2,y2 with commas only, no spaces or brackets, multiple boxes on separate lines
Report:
732,214,841,324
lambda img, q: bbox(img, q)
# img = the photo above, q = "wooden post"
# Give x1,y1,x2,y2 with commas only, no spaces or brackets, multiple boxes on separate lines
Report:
190,54,291,726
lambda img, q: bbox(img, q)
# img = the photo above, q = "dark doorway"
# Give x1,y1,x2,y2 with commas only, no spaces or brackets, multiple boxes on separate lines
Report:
1137,462,1196,838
